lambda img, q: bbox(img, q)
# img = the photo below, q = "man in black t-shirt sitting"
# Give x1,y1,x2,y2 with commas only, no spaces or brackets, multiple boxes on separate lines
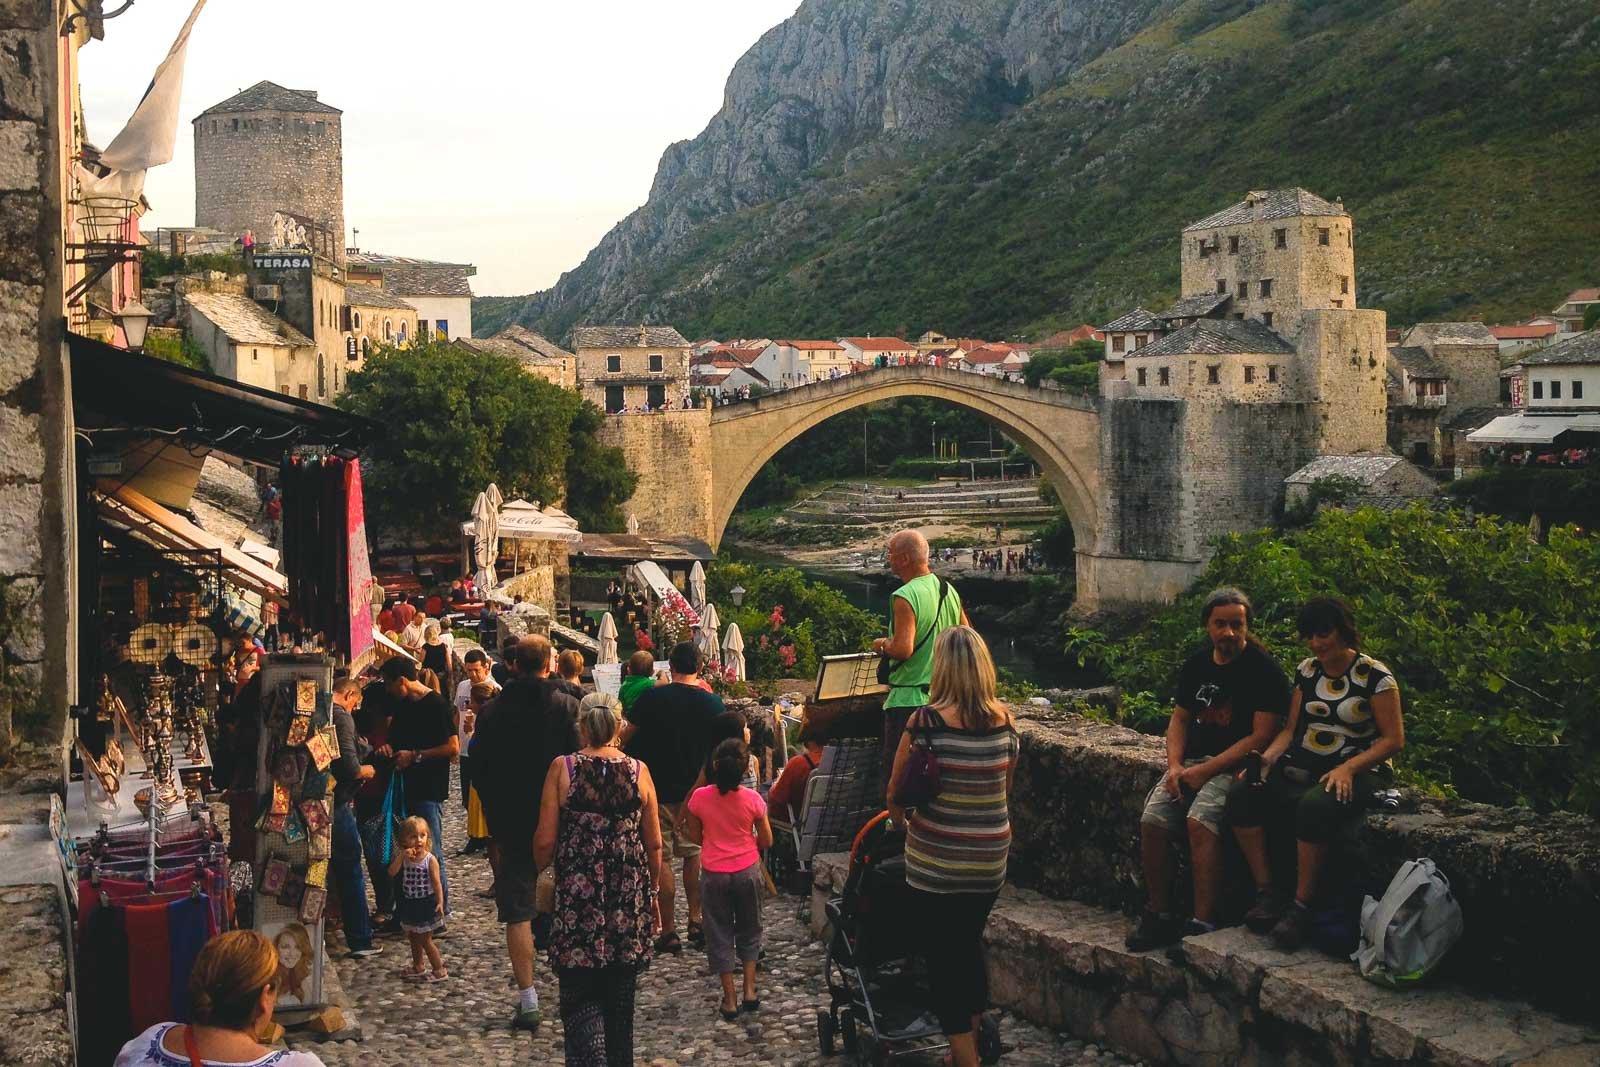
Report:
381,656,460,921
622,641,724,955
1126,587,1288,951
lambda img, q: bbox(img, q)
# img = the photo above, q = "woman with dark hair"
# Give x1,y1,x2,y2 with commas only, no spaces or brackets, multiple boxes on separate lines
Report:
113,930,327,1066
1226,596,1405,951
686,738,773,1021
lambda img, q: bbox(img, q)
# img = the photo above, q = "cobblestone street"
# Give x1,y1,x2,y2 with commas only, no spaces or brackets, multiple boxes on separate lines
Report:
287,777,1135,1066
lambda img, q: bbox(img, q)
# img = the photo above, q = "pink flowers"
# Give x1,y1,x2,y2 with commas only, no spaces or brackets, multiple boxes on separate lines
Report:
634,629,654,652
768,604,786,629
778,643,797,669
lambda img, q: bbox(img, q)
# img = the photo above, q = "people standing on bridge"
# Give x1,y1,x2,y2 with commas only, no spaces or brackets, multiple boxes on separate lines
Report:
1125,587,1288,951
873,529,968,779
1225,597,1405,951
474,635,581,1031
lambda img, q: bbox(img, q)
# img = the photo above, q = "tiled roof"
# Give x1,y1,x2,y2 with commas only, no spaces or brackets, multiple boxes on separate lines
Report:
347,251,474,271
1285,453,1405,486
1444,405,1513,432
778,340,847,351
1559,288,1600,304
1489,323,1561,340
1135,317,1295,358
924,348,959,359
1391,346,1448,378
195,81,341,118
345,285,415,310
1402,322,1497,347
839,337,912,351
964,345,1011,365
1518,330,1600,366
184,292,312,347
1184,188,1348,232
1156,293,1232,322
699,372,730,385
494,325,573,362
459,335,566,368
572,325,691,350
1101,307,1162,332
381,266,473,298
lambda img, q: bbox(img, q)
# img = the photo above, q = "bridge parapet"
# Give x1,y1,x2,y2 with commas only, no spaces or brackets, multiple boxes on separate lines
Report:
710,366,1099,421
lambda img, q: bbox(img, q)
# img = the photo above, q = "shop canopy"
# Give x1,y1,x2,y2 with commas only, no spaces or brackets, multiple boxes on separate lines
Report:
629,560,679,605
1466,414,1600,445
70,331,382,468
572,533,715,565
457,498,582,543
96,482,289,604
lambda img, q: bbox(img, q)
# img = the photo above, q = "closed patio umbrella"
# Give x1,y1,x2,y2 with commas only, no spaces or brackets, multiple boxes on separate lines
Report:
696,602,721,662
687,561,707,610
721,622,745,682
472,483,503,593
597,612,619,665
627,513,641,535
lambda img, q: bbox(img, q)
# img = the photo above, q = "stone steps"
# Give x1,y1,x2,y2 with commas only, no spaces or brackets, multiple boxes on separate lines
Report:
810,854,1600,1067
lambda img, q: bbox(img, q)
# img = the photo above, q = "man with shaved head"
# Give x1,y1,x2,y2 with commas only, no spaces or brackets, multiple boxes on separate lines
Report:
874,529,968,776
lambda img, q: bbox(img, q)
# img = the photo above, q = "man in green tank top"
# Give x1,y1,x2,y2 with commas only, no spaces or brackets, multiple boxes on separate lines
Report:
874,530,967,773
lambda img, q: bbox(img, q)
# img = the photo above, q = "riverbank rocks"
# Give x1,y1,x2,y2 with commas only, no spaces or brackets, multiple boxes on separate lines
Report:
1004,707,1600,1021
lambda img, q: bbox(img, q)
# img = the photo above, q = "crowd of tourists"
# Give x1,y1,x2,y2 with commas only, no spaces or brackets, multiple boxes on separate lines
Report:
123,521,1405,1067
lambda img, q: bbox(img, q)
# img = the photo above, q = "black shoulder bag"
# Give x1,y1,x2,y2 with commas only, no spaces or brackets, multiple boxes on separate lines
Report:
877,579,951,687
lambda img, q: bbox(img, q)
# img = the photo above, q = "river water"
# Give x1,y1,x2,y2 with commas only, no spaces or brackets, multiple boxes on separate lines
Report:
725,546,1088,689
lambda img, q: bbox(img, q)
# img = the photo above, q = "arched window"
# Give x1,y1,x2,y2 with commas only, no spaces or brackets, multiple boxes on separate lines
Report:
399,321,408,342
383,319,392,340
361,337,370,357
352,309,362,330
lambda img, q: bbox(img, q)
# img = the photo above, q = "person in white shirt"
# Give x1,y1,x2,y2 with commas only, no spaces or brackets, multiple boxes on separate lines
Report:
455,649,500,854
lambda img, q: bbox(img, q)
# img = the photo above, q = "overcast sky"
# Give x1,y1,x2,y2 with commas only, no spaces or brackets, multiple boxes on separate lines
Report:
80,0,798,296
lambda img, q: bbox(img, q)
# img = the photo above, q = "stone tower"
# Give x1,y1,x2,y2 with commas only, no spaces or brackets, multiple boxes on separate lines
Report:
192,81,344,261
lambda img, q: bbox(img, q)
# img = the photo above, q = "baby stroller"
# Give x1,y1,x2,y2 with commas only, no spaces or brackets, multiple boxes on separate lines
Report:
817,812,1001,1065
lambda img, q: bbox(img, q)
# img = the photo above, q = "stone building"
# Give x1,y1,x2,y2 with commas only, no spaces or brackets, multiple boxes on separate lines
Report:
244,241,347,397
193,82,345,262
182,291,318,398
573,325,692,412
1397,322,1501,414
1096,187,1390,573
346,253,475,340
456,326,577,390
346,286,418,360
1385,344,1450,465
1284,453,1437,511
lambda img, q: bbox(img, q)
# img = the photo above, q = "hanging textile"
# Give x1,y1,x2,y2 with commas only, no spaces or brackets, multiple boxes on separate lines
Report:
279,454,363,656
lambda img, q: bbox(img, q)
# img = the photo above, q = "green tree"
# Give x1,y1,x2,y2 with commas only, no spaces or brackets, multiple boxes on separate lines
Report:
338,339,632,540
563,402,638,532
142,330,211,373
1584,303,1599,331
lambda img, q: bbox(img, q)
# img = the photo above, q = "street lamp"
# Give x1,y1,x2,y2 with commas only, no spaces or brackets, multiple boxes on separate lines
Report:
729,584,746,608
931,420,937,458
116,301,152,354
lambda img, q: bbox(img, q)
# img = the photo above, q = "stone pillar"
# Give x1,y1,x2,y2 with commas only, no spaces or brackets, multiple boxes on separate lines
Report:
596,409,714,544
0,0,76,763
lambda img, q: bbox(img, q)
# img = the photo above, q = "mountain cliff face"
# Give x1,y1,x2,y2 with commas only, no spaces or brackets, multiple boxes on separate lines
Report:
479,0,1600,341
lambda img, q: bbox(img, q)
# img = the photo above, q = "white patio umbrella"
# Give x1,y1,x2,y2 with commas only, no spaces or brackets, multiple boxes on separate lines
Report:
696,602,721,661
687,561,707,610
722,622,746,682
596,612,619,666
626,513,641,535
472,483,503,593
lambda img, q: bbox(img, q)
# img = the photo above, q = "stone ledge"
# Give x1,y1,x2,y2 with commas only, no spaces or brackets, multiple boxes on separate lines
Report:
1006,709,1600,1019
0,884,72,1066
810,856,1600,1067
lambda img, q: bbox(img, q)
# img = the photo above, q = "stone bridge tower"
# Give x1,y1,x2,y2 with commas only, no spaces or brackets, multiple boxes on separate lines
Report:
192,81,345,262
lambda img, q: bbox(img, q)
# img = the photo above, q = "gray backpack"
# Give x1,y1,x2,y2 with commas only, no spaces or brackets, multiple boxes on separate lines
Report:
1351,858,1464,987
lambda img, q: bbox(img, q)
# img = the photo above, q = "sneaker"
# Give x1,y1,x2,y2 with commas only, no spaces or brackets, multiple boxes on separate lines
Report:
1270,903,1310,952
1124,911,1181,952
512,1005,543,1032
347,945,384,959
1245,888,1289,934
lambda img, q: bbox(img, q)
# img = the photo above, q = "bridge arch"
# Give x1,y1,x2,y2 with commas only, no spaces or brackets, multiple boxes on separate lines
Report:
707,368,1102,556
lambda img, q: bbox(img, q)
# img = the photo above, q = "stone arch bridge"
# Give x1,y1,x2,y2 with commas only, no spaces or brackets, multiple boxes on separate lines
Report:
598,366,1225,608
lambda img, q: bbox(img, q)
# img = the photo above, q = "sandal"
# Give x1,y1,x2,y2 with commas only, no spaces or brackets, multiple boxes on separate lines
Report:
686,922,705,947
426,970,450,982
719,1003,739,1022
654,931,682,955
397,967,426,981
741,998,761,1013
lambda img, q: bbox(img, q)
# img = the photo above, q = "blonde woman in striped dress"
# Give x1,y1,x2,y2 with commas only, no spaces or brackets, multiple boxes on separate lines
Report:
888,625,1019,1067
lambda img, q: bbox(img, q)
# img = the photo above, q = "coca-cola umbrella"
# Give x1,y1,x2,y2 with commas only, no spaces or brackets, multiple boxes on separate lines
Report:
721,622,746,682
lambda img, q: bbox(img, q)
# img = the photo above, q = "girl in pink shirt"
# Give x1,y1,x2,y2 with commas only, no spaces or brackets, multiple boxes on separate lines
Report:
687,738,773,1020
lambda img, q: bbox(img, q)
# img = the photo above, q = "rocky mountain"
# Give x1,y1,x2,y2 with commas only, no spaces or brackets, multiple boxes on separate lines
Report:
478,0,1600,342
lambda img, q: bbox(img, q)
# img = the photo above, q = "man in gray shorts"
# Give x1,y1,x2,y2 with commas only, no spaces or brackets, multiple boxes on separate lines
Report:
1125,588,1288,951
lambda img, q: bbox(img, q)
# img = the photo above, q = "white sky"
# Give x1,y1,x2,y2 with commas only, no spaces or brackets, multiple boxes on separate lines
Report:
79,0,798,296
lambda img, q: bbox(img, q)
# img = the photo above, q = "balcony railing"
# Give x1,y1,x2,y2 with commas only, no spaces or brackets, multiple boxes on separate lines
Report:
1411,394,1447,409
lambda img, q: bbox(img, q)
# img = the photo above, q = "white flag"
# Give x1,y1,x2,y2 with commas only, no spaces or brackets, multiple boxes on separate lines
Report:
98,0,208,173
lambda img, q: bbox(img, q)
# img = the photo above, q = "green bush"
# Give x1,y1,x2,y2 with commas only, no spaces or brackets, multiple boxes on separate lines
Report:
1445,466,1600,527
704,562,880,680
1067,505,1600,814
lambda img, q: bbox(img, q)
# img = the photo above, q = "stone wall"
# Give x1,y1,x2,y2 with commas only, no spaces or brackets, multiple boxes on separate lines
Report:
1178,210,1355,343
193,108,344,258
1430,341,1502,415
1296,309,1390,455
1006,709,1600,1019
0,0,75,756
598,409,714,544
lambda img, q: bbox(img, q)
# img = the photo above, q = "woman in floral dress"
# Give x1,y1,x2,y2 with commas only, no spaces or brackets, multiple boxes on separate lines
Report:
535,692,662,1067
